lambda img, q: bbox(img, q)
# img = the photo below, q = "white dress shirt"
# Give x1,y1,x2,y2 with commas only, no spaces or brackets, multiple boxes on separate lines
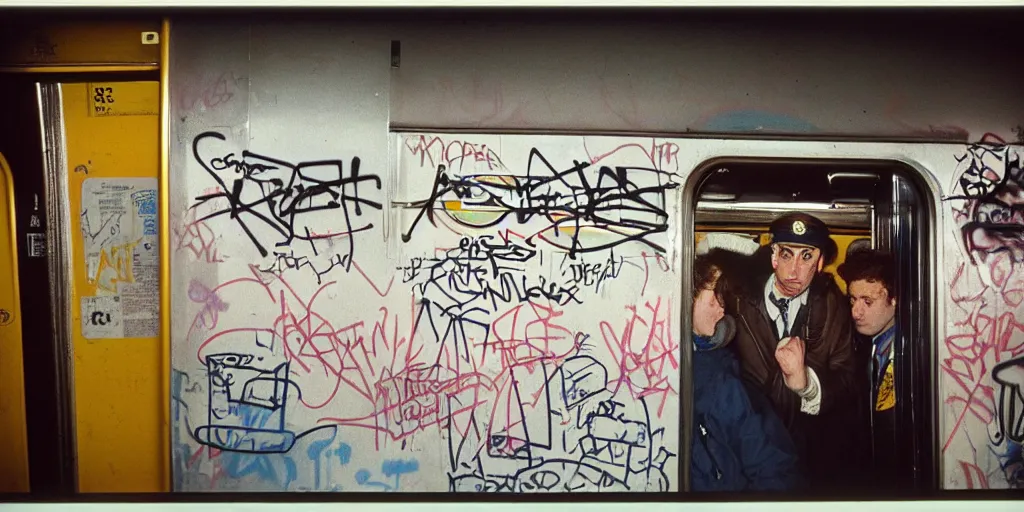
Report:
764,275,822,415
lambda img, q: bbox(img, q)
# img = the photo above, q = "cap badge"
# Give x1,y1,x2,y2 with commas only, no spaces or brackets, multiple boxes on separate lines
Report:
792,220,806,235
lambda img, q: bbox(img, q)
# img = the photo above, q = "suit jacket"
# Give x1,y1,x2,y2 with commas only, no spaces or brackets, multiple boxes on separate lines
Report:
852,329,901,490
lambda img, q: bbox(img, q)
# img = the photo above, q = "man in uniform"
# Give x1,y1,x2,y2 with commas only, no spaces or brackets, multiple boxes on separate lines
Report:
725,212,862,490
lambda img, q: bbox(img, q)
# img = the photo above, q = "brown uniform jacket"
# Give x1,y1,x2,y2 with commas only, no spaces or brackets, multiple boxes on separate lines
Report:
726,267,866,489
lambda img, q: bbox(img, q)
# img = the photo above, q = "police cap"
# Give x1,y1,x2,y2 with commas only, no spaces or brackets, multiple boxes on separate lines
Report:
769,212,831,250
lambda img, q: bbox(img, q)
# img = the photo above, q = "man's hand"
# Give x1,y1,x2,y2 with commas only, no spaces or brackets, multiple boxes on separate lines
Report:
776,336,808,391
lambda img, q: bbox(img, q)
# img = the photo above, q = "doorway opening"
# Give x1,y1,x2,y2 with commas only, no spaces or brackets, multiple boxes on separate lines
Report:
688,157,937,494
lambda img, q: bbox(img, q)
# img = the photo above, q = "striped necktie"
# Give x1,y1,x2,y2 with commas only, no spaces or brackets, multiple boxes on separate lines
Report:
768,292,791,338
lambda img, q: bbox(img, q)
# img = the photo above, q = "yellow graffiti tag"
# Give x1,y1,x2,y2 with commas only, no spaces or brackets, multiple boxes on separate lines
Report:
92,239,140,293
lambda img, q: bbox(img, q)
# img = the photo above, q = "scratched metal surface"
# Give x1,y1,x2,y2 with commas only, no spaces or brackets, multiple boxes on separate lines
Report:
386,15,1024,144
166,18,1024,493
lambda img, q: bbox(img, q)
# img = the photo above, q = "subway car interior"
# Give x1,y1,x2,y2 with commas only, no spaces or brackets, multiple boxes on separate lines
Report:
694,160,935,491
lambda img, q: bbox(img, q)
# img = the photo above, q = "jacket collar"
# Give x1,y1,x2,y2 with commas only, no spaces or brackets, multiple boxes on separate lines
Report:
742,271,835,308
694,334,716,351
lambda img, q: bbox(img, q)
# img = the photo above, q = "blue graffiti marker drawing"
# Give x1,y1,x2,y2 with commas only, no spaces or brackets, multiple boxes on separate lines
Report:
133,189,157,215
382,459,420,490
133,189,158,235
322,441,352,490
353,459,419,492
355,469,392,491
306,430,339,490
219,451,298,490
334,443,352,465
171,369,192,491
193,353,298,454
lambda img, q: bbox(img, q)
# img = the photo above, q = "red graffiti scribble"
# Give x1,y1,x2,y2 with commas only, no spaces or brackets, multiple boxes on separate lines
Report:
351,259,395,298
403,134,507,172
638,250,672,296
960,460,990,489
944,144,1024,487
178,71,237,114
315,295,585,450
365,365,496,444
582,137,681,173
185,273,274,352
599,296,679,418
488,300,585,373
943,256,1024,453
173,207,227,264
194,266,383,411
403,133,679,176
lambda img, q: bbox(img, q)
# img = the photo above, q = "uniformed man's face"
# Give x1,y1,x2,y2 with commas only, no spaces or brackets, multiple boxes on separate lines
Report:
771,243,823,297
848,279,896,337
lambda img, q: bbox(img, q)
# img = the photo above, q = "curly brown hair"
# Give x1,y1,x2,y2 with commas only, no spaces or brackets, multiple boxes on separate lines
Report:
693,254,721,301
836,249,896,301
693,248,749,307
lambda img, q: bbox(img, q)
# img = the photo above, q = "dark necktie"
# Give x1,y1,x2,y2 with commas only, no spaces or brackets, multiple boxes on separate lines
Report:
768,292,791,338
874,328,895,382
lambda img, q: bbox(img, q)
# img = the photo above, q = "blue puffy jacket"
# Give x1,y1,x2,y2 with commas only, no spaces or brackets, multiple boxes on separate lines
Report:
690,334,805,492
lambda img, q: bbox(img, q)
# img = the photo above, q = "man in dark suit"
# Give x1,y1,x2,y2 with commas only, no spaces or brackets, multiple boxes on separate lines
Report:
838,249,900,490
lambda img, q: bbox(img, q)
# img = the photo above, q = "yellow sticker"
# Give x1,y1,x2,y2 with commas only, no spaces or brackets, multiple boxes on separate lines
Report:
876,361,896,412
87,82,159,117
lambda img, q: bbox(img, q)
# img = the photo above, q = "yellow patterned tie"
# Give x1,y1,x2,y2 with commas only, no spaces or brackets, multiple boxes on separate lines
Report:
876,359,896,412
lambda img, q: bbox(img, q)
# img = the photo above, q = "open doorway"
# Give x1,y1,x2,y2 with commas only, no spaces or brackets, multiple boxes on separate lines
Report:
688,158,936,494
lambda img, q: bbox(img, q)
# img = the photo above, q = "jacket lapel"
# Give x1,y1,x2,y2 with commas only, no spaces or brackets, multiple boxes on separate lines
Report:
740,291,780,368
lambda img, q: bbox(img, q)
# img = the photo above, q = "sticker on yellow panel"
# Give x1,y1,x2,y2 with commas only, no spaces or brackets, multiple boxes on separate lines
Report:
87,82,159,118
79,177,159,339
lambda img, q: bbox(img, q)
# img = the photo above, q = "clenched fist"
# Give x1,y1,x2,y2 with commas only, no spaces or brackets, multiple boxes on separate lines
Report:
775,336,808,391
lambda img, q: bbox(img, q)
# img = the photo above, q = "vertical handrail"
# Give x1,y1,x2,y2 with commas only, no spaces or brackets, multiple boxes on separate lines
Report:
36,81,79,494
158,16,172,494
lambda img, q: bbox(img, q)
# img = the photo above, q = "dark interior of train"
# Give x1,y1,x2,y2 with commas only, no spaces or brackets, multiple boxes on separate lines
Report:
695,161,884,235
0,76,69,494
693,159,936,493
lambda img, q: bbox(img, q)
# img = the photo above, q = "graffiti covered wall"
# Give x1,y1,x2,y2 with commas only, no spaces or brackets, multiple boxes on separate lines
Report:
168,21,684,490
941,139,1024,489
171,128,684,491
168,18,1024,492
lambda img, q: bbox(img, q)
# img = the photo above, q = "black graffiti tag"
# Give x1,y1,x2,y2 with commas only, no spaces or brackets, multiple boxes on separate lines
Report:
190,132,383,269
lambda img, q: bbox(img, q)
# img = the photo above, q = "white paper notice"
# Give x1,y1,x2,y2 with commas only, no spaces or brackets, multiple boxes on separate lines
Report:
80,295,124,339
80,177,159,339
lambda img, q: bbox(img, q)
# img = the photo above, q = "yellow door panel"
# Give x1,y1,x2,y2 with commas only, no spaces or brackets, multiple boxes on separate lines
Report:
0,20,161,68
0,152,30,493
61,81,165,492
